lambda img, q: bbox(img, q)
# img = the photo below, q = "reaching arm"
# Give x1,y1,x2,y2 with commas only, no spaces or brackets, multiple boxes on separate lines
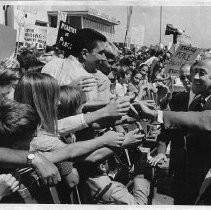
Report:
58,97,130,136
80,129,144,163
0,148,61,186
82,147,115,163
0,148,28,167
163,110,211,131
41,131,125,163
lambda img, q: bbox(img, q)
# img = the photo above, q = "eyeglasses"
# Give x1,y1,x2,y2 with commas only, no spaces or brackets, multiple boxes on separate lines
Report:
180,75,191,81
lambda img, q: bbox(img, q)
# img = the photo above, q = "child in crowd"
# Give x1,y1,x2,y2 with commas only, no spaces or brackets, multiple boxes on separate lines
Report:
0,99,54,203
0,67,20,100
58,86,86,190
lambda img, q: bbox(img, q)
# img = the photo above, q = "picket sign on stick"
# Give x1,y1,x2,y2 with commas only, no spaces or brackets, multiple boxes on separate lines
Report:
164,44,200,76
164,44,200,93
0,24,17,62
56,21,78,54
24,25,47,49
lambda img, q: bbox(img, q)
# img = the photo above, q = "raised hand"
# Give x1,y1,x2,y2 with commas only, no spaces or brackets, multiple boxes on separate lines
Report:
122,128,145,148
133,101,156,120
101,130,125,148
0,174,20,200
71,75,98,92
32,153,61,186
147,153,167,167
0,57,19,69
103,97,130,117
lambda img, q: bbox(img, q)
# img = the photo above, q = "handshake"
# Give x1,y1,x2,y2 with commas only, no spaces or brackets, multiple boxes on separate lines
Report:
101,128,145,149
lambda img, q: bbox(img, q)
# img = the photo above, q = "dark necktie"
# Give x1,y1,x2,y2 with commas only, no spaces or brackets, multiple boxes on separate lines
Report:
199,96,206,111
188,95,201,111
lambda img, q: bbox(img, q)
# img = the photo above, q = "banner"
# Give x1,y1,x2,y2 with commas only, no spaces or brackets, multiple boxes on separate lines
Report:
164,44,200,75
56,21,78,53
46,27,58,46
177,33,191,45
57,11,67,28
131,25,145,46
0,24,17,61
24,26,47,49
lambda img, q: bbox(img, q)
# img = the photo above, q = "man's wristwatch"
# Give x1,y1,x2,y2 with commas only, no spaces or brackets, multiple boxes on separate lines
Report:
27,152,36,166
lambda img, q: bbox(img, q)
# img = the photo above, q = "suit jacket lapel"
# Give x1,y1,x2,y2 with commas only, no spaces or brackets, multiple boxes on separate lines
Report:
202,95,211,110
188,95,201,111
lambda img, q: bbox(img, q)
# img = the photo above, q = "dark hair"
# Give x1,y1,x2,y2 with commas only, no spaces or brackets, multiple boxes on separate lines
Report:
0,67,20,86
131,69,141,79
139,63,149,70
17,50,38,70
14,72,59,134
149,48,157,57
46,45,64,57
119,56,133,67
0,98,39,148
116,70,126,82
70,28,107,57
58,86,84,119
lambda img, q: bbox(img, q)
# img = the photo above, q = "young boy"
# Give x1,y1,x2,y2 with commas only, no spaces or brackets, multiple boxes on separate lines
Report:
0,99,55,203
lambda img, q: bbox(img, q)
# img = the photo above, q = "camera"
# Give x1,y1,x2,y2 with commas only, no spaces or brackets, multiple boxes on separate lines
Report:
165,24,184,44
165,24,184,36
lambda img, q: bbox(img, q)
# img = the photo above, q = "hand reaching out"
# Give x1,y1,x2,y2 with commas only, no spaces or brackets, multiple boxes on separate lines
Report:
71,75,98,92
122,128,145,148
103,97,130,117
101,130,125,148
0,174,19,200
32,153,61,186
147,153,167,167
133,101,157,120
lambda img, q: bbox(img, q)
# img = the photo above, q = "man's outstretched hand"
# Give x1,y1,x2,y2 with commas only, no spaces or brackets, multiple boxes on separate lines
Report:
133,101,157,121
122,128,145,148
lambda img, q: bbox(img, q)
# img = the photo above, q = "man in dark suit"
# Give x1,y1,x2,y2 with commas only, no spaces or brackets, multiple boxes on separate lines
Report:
149,63,192,204
136,58,211,204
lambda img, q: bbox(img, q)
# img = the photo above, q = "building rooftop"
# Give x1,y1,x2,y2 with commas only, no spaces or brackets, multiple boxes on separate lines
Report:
48,10,120,25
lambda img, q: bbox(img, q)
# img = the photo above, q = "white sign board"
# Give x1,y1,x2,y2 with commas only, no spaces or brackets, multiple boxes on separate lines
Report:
0,24,17,61
47,27,58,46
131,25,145,46
164,44,200,75
177,33,191,45
24,26,47,49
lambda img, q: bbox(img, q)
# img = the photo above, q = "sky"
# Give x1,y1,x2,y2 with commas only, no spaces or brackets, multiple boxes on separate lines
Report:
92,5,211,48
49,3,211,48
13,1,211,49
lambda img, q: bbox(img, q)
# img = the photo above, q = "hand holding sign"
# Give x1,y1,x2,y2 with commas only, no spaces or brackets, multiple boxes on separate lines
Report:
164,44,200,76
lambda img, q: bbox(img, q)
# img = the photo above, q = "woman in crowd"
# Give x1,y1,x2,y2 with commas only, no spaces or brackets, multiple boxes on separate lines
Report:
109,70,128,98
14,72,125,163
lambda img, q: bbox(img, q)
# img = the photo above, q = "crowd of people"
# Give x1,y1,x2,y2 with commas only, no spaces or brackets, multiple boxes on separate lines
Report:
0,27,211,205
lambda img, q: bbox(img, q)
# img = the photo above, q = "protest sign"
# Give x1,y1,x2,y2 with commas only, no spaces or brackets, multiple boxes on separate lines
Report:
24,26,47,49
56,21,78,53
131,25,145,46
164,44,200,75
0,24,17,61
47,27,58,46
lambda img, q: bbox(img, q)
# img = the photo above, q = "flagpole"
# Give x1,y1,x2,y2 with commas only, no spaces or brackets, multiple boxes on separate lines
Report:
124,6,133,48
124,7,129,47
159,6,162,45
